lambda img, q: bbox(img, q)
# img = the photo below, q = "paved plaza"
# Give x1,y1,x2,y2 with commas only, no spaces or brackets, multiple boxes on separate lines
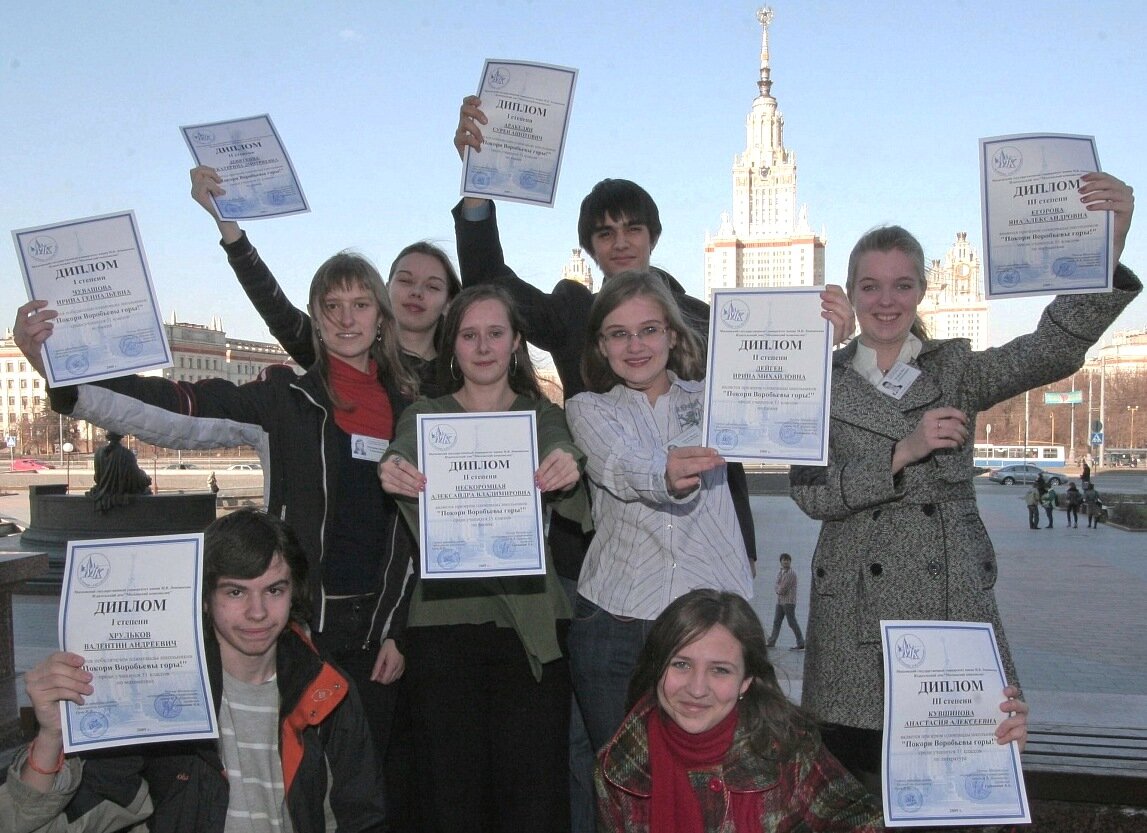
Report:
3,475,1145,730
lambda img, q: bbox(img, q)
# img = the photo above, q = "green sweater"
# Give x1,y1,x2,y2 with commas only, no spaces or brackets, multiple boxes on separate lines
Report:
384,393,584,679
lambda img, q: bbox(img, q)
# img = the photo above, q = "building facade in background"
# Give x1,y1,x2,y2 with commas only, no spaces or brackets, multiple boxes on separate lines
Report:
703,7,825,298
560,248,595,292
918,231,990,351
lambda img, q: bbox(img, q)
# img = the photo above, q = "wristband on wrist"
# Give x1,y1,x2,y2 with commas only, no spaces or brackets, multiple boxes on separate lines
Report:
25,736,66,776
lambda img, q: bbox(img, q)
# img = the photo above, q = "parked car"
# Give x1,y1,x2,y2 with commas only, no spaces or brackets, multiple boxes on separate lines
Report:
986,464,1062,486
163,462,200,470
227,463,262,471
10,458,55,472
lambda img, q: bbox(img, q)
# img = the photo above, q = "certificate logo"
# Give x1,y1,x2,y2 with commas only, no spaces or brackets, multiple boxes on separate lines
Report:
897,785,924,813
487,67,510,88
119,335,144,357
997,269,1020,288
1052,257,1077,277
990,145,1023,176
779,422,804,447
719,299,750,330
964,774,993,801
428,424,457,451
64,351,90,376
76,553,111,588
154,693,183,719
26,235,58,262
893,633,926,668
189,128,216,144
437,548,461,570
79,711,110,739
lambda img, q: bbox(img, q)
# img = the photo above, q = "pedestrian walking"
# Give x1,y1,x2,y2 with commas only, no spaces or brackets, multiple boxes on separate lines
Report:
766,552,805,650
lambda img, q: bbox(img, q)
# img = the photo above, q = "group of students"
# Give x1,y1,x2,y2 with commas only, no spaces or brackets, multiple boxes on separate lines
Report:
4,90,1140,832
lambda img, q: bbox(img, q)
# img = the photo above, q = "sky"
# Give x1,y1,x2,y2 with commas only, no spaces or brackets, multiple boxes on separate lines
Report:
4,1,1146,353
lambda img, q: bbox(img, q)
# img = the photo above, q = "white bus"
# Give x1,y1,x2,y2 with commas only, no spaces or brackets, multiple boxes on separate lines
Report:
973,444,1066,468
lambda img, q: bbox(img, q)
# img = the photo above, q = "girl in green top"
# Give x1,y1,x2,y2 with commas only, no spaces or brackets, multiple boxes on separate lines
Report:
380,285,584,833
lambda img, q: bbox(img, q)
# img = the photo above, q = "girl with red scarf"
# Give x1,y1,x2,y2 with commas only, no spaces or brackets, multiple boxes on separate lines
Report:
595,590,882,832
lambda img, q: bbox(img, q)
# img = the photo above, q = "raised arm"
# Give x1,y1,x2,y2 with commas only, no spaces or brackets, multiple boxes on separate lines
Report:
17,652,91,794
190,166,316,367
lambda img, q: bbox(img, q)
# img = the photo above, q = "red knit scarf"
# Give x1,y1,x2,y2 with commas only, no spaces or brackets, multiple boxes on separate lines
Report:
327,356,393,439
647,706,738,833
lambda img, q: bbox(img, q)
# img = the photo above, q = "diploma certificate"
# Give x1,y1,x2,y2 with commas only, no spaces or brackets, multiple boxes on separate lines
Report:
462,60,578,208
417,411,546,578
980,133,1110,299
182,114,309,220
701,288,831,464
881,620,1030,827
58,534,218,752
13,211,173,386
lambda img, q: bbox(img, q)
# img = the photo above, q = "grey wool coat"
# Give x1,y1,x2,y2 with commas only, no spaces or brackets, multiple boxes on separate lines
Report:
790,264,1141,730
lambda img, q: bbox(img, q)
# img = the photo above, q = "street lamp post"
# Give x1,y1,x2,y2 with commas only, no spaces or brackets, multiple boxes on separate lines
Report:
1128,405,1140,451
62,442,74,490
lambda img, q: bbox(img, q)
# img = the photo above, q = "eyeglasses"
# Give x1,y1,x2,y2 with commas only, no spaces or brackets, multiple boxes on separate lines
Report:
599,325,669,346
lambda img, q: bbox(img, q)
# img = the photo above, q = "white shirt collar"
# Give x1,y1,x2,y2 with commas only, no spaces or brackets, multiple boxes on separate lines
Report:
851,333,923,387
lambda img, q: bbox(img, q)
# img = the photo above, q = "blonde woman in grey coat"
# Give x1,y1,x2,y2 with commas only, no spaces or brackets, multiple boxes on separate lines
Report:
790,171,1138,786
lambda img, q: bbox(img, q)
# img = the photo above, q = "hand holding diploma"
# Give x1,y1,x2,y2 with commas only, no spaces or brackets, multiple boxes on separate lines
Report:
454,94,488,161
996,685,1029,749
181,115,308,220
18,652,92,791
820,284,856,346
13,299,53,377
380,447,578,497
534,447,580,493
1080,171,1134,263
189,165,243,244
13,211,172,386
458,61,578,208
665,446,726,499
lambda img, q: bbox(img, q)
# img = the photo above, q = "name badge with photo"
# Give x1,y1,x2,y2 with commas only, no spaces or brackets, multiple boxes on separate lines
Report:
351,434,388,462
878,362,921,400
